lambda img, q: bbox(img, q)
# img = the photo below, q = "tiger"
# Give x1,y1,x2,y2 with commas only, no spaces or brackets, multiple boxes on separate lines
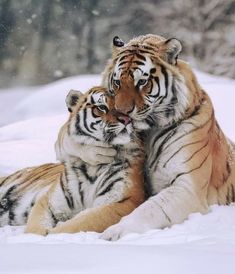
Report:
0,86,145,235
95,34,235,240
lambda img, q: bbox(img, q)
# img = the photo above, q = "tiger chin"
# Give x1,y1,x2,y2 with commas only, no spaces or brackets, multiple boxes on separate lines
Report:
100,34,235,241
0,86,145,235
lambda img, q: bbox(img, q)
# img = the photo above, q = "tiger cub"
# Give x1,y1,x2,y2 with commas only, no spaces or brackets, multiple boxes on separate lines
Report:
0,87,145,235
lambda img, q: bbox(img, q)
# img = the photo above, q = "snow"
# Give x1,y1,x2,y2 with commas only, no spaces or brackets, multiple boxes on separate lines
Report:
0,72,235,273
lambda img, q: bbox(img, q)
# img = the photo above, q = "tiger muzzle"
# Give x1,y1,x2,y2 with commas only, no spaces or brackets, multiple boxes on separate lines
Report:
117,114,131,126
115,101,135,116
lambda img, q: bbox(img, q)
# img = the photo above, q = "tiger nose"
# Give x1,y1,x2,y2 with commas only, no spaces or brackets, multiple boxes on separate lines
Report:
117,114,131,126
115,104,134,115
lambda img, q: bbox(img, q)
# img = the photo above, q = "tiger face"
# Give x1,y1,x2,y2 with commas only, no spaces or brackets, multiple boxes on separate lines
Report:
67,87,133,146
104,34,190,131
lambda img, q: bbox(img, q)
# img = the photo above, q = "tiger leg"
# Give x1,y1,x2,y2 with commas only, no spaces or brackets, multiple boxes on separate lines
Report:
25,194,54,235
49,198,138,234
101,182,209,241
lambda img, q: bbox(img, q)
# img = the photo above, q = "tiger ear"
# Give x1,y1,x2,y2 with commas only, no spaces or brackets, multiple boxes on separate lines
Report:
66,89,83,113
112,36,125,56
161,38,182,65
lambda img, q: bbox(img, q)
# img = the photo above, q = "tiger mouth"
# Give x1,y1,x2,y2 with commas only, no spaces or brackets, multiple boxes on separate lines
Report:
120,128,127,134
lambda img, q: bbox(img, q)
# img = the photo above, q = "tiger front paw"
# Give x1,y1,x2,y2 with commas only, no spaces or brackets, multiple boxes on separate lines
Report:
49,224,67,234
101,223,130,241
25,225,48,236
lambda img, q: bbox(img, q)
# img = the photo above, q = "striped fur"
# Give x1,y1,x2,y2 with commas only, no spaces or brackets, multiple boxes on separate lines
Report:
0,87,145,235
101,34,235,240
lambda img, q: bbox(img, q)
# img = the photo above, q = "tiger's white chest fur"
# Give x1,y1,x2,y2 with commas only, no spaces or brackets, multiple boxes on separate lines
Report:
145,119,210,195
67,159,129,208
50,142,141,221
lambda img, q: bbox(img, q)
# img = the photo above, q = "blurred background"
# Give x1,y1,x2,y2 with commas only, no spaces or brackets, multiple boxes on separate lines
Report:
0,0,235,88
0,0,235,173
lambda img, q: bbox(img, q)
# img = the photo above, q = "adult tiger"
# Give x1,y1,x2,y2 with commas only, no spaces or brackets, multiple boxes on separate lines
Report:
0,87,145,235
95,34,235,240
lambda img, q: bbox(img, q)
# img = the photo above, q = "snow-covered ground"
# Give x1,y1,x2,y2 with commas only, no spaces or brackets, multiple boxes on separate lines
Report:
0,72,235,273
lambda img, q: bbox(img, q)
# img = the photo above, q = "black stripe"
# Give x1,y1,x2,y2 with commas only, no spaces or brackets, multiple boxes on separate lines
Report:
149,128,178,170
90,120,101,131
118,53,135,61
158,65,169,104
133,60,145,66
78,181,84,206
97,177,123,197
63,166,69,182
83,109,93,134
139,106,151,115
226,184,235,204
163,111,212,153
226,187,230,205
145,76,153,97
151,122,179,152
117,49,135,56
138,49,155,54
0,177,9,186
145,116,155,128
136,53,146,61
110,161,125,168
99,166,125,190
119,55,128,62
23,210,28,220
78,164,97,183
118,61,128,67
171,82,178,102
163,138,206,168
90,95,95,104
75,118,101,142
0,169,28,187
231,184,235,202
60,173,74,209
165,84,178,118
144,165,152,198
147,93,159,99
49,207,58,225
143,45,155,51
0,186,16,214
183,139,209,164
132,67,143,72
153,76,160,97
157,203,172,223
169,153,210,185
9,210,15,224
117,197,130,203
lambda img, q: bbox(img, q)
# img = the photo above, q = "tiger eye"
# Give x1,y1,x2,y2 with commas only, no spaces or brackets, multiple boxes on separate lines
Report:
139,79,147,85
113,79,120,87
96,105,109,113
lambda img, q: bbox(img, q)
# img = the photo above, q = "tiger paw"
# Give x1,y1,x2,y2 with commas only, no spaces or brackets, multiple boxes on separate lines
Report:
48,221,77,234
25,225,48,236
49,225,67,234
101,223,130,241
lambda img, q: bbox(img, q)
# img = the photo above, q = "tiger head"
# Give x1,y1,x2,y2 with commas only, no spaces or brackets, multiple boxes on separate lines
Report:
66,86,134,146
103,34,202,131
